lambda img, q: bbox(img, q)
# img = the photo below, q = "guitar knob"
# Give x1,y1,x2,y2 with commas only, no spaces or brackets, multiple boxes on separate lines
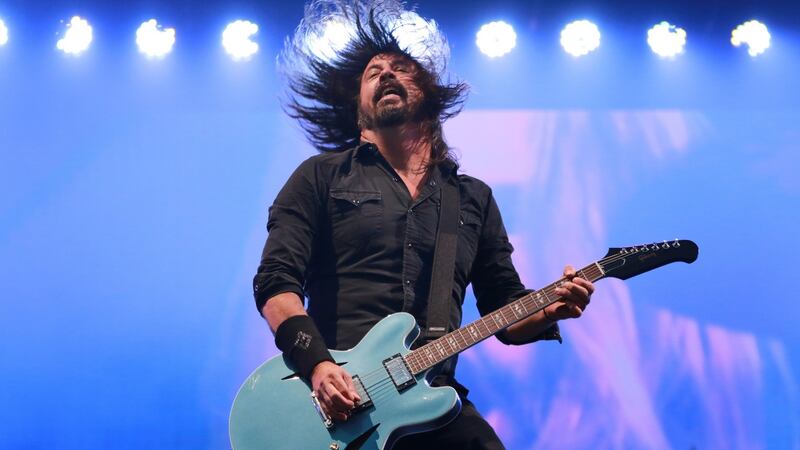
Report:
330,443,340,450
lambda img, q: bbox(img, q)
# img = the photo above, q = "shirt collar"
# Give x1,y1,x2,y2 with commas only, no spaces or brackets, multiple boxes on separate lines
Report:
355,140,458,183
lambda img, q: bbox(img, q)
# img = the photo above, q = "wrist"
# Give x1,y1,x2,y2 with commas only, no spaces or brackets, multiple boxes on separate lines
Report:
275,315,334,380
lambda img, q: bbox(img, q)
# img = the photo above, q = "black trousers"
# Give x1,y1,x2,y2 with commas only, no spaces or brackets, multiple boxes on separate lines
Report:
391,397,506,450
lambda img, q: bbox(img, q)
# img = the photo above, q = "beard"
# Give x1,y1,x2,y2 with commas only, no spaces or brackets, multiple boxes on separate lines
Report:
358,80,423,130
359,101,409,129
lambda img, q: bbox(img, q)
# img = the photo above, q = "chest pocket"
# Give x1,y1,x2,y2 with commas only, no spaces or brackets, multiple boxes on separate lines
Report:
328,190,383,249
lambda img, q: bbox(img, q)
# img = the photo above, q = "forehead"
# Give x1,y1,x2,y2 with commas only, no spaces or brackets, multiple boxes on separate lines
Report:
363,53,415,71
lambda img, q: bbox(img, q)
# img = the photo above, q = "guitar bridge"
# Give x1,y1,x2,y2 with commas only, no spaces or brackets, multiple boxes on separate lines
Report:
310,391,333,429
383,354,416,391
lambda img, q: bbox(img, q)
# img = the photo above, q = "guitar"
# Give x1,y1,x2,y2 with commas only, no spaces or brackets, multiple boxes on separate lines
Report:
229,239,698,450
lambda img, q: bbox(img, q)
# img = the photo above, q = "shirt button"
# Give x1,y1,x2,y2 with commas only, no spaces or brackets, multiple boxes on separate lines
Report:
405,280,411,285
407,209,413,214
430,180,437,186
393,177,400,182
407,242,413,248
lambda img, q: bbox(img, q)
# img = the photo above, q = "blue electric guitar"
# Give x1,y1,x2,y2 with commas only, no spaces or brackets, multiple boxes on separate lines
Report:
229,240,698,449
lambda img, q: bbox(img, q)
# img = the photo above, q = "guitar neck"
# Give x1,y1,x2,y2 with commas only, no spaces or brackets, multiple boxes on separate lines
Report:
404,262,606,375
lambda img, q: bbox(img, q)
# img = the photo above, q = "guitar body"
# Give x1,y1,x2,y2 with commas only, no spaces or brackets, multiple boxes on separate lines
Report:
229,313,461,450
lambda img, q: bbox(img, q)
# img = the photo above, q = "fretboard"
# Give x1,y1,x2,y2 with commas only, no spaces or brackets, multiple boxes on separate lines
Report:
404,262,606,375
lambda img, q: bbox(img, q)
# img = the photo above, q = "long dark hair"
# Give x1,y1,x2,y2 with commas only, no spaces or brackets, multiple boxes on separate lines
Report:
280,0,468,165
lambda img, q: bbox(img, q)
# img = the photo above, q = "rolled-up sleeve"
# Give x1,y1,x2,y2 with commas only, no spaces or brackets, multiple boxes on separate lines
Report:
253,158,322,313
470,188,561,345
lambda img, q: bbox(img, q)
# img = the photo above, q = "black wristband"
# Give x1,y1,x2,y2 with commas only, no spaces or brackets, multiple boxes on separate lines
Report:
275,315,334,380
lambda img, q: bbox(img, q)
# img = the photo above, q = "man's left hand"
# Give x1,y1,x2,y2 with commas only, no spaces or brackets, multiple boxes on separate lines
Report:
545,265,595,321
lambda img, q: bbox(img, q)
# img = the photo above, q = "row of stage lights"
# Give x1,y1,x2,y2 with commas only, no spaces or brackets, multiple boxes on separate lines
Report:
0,16,771,60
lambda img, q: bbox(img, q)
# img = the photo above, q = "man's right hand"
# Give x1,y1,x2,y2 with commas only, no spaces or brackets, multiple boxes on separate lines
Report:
311,360,361,421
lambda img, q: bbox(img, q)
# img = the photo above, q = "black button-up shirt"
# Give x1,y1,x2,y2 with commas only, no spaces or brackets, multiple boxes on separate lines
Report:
254,143,559,376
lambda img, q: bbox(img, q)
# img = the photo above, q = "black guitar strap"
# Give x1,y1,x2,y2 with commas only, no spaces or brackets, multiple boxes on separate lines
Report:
421,175,459,342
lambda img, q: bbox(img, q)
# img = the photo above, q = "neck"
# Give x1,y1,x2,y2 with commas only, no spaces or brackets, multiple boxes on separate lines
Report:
360,123,431,176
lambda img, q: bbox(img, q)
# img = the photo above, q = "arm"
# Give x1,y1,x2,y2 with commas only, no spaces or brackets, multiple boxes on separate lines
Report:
261,292,360,421
253,159,359,420
470,188,593,345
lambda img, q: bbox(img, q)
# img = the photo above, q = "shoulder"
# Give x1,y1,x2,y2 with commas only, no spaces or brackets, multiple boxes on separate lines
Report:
456,173,493,203
293,147,358,181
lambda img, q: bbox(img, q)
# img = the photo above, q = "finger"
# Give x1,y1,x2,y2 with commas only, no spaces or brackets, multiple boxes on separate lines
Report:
555,283,589,309
570,303,583,318
316,388,333,416
329,389,356,411
565,281,590,306
342,373,361,403
331,375,358,405
572,277,595,296
563,265,576,279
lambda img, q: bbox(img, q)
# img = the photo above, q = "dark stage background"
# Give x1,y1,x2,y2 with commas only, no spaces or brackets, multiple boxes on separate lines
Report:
1,1,798,448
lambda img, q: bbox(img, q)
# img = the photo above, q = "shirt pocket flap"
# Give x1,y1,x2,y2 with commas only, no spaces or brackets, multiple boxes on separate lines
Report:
329,190,382,207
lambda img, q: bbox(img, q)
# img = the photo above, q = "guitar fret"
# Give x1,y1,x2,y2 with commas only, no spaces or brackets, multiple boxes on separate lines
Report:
467,324,479,342
446,335,458,353
492,312,505,328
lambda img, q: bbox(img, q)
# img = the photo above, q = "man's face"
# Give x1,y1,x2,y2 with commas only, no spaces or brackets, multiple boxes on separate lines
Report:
358,53,424,130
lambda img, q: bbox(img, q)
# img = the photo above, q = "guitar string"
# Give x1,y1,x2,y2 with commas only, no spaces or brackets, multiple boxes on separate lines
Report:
359,245,672,391
352,244,683,396
403,243,681,372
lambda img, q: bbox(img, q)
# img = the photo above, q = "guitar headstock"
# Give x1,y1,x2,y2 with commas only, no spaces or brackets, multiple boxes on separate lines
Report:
600,239,698,280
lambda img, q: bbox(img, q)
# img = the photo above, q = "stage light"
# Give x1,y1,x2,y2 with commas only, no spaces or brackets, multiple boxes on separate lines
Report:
307,17,353,62
222,20,259,60
647,21,686,58
731,20,770,56
136,19,175,59
560,20,600,57
56,16,93,55
475,21,517,58
0,18,8,46
392,11,440,61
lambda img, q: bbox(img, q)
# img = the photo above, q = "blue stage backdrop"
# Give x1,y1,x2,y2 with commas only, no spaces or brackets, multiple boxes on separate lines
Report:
1,1,798,449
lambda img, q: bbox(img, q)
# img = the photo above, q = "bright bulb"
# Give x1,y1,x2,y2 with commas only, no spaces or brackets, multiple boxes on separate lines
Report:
307,18,353,62
0,18,8,46
475,21,517,58
223,20,259,60
731,20,770,57
560,20,600,57
647,21,686,58
136,19,175,59
57,16,93,55
392,11,439,62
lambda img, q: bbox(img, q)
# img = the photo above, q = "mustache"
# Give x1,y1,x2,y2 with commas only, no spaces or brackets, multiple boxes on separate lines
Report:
373,81,407,104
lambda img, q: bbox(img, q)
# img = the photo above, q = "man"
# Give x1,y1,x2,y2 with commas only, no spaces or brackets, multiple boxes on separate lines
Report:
253,3,593,448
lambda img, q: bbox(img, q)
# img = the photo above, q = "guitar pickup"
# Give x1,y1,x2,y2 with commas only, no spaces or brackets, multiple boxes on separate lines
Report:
383,354,416,391
351,375,373,412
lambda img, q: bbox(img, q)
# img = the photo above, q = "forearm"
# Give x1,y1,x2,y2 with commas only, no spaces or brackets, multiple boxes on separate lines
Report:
261,292,307,333
503,309,555,343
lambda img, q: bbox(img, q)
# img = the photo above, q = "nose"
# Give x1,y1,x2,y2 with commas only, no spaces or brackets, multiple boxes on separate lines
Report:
378,67,397,82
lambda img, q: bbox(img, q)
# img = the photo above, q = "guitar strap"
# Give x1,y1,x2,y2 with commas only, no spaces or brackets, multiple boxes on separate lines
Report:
420,173,459,343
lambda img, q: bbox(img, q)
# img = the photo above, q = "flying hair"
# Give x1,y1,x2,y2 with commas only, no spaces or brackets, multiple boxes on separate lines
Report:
279,0,468,164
